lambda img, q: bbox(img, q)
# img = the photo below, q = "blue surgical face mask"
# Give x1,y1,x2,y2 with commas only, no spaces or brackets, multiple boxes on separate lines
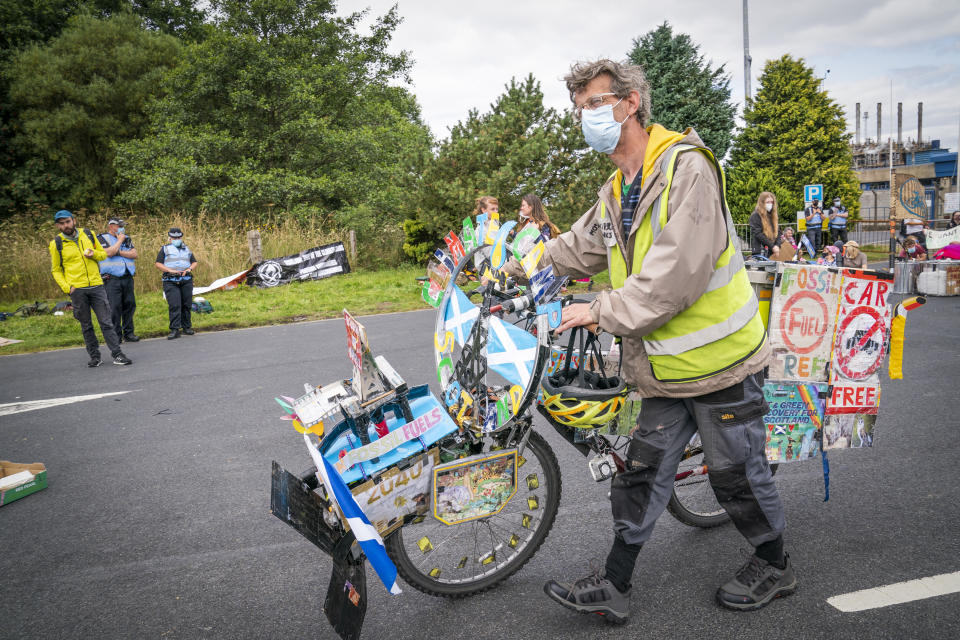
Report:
907,246,916,254
581,99,625,154
172,239,183,248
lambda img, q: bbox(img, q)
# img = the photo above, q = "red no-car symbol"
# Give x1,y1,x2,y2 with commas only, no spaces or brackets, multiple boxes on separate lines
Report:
835,306,887,380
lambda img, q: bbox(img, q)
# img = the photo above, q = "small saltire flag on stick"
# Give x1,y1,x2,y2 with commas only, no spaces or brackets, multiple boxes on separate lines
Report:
303,433,402,595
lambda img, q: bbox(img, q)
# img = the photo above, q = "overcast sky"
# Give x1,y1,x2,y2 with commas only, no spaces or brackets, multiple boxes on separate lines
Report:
338,0,960,152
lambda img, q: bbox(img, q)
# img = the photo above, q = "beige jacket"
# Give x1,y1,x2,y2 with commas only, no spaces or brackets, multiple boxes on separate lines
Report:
540,127,770,398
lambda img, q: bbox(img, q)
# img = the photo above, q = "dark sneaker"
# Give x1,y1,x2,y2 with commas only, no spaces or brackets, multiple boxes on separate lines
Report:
544,570,630,624
167,330,180,340
113,353,133,366
182,328,195,335
87,357,102,368
716,552,796,611
124,335,140,342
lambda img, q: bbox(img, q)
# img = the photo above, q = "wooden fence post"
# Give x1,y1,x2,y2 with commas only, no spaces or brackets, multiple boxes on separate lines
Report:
247,230,262,265
349,229,357,264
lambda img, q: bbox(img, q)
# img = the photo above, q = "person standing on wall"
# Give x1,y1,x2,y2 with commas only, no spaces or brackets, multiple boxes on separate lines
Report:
803,199,823,252
49,210,133,367
98,217,139,343
828,197,849,246
155,227,198,340
534,59,790,623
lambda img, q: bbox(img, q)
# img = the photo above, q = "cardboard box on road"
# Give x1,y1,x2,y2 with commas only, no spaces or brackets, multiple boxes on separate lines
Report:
0,460,47,507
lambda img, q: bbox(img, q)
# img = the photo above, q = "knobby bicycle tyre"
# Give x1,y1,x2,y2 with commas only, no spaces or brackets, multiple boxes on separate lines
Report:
385,429,561,598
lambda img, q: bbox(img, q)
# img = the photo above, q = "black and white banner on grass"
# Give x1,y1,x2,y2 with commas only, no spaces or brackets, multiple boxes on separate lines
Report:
246,242,351,288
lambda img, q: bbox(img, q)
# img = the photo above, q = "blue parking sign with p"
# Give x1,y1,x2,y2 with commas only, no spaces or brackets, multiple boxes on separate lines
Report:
804,184,823,203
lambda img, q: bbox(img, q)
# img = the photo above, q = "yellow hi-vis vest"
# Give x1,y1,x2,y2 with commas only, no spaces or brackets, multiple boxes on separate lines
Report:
601,144,766,383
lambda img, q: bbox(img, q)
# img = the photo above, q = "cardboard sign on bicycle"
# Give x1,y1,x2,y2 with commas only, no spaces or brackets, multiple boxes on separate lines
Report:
822,269,892,451
765,264,894,462
766,264,842,383
762,382,825,463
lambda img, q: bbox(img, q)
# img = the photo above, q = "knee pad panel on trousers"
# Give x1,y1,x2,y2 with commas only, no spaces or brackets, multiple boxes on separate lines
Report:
709,464,774,540
611,439,666,530
611,464,659,530
624,437,666,471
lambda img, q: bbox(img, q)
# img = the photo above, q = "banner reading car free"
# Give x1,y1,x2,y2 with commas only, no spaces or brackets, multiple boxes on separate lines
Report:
246,242,351,288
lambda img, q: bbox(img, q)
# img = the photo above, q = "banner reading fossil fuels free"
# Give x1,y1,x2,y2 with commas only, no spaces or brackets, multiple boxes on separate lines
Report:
766,264,842,382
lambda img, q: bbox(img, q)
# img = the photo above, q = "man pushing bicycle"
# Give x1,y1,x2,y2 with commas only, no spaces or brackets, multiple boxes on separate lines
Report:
537,59,794,621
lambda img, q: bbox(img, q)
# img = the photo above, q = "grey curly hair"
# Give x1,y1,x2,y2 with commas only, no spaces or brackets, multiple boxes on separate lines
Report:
564,59,651,126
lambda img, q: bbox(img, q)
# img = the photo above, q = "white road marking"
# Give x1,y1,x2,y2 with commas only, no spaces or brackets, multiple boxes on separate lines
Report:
827,571,960,612
0,391,133,417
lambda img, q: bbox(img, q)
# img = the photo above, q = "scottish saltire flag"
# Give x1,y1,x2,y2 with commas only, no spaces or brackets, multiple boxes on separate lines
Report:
487,316,538,386
443,285,479,345
303,433,402,595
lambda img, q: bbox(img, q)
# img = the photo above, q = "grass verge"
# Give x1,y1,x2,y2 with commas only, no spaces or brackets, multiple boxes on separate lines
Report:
862,243,892,263
0,267,606,356
0,267,426,355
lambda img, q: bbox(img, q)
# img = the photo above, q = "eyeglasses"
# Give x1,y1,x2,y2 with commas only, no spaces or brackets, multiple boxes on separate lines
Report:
573,92,618,120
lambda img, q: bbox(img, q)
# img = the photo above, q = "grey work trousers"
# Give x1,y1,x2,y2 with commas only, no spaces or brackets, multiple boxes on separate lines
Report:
611,371,785,547
70,285,121,359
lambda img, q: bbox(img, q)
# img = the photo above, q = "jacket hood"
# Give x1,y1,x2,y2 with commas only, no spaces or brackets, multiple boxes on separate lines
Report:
612,125,701,199
641,124,695,184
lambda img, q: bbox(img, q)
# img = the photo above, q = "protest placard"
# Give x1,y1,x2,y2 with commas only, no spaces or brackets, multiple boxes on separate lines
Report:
763,381,825,463
767,264,842,382
925,226,960,251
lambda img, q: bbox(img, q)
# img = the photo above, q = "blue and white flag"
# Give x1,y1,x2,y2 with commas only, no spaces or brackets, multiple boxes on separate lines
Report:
487,315,538,386
304,433,402,595
443,284,479,346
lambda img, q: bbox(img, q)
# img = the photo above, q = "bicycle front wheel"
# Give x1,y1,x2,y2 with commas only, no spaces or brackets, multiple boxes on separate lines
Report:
385,429,561,598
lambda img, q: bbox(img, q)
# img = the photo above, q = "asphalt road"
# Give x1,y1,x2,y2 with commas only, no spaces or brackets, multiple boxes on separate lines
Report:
2,297,959,640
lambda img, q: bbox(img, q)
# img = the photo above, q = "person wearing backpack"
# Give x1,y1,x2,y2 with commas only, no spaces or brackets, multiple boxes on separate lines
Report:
49,210,133,367
98,217,139,344
155,227,198,340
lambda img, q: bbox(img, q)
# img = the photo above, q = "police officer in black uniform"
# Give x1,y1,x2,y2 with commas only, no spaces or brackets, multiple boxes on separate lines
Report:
98,217,139,343
155,228,198,340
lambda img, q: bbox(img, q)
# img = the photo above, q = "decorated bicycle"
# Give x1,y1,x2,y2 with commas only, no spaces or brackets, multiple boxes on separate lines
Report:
270,211,922,639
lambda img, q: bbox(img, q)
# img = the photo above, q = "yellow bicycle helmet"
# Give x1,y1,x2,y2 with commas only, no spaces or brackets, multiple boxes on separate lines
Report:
540,326,627,429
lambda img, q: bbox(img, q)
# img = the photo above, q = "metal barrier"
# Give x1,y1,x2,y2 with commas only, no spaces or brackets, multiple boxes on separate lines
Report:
848,221,892,248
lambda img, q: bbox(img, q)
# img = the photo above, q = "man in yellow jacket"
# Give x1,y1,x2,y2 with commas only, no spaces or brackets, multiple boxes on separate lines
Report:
541,60,791,621
49,210,132,367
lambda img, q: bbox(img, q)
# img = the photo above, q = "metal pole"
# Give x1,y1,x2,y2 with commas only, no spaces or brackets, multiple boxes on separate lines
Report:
742,0,751,103
889,80,896,270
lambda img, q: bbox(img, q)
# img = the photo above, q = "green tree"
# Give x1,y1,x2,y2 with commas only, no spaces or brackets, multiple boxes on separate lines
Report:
403,75,609,262
727,54,860,222
115,0,431,237
8,12,181,206
0,2,209,215
627,22,736,159
0,1,86,214
91,1,209,41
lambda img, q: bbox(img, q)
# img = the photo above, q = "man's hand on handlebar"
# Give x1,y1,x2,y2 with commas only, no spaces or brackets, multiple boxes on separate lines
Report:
556,301,599,335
